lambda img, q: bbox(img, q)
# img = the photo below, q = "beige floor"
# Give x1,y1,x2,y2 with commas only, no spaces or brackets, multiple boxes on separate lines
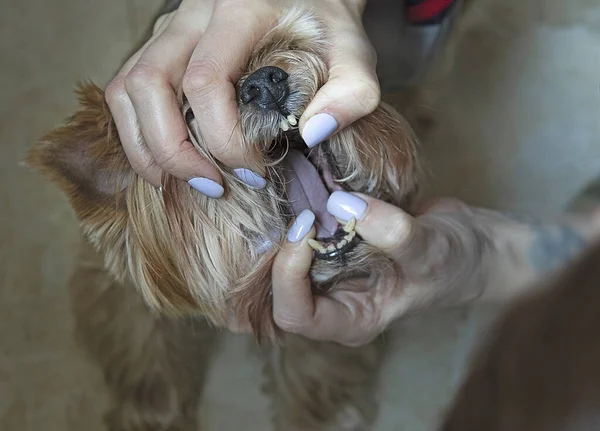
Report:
2,0,600,430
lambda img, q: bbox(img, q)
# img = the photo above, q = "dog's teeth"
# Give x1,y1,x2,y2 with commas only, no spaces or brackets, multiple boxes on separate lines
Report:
280,120,290,131
287,115,297,126
343,217,356,233
344,231,356,242
308,239,326,253
326,244,336,253
336,239,348,250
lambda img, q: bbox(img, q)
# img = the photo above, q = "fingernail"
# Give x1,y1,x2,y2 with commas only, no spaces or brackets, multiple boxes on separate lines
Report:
327,191,367,221
188,177,225,198
233,168,267,189
302,113,338,148
287,209,315,243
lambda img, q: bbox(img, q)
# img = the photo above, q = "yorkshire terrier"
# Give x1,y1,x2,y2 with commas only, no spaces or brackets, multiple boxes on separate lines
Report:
27,5,420,430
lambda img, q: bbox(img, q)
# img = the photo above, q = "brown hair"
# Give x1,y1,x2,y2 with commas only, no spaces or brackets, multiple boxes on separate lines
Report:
441,240,600,431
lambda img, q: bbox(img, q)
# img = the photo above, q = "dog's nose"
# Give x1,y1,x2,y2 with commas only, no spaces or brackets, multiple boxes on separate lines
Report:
240,66,289,111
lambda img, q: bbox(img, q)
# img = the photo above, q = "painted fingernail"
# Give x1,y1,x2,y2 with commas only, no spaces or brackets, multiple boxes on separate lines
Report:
327,191,367,221
301,113,338,148
287,209,315,243
233,168,267,189
188,177,225,198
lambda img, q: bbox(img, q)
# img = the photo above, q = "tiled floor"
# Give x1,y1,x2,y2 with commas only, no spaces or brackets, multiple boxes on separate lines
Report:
2,0,600,430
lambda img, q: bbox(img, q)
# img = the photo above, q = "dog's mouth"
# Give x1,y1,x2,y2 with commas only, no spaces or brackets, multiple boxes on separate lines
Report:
278,139,360,260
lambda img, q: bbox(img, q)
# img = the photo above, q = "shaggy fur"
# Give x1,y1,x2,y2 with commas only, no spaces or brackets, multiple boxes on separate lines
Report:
26,5,421,430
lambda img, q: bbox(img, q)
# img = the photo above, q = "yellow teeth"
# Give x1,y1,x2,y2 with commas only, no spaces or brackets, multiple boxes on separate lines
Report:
280,115,298,131
308,239,326,253
308,222,357,255
343,217,356,233
337,239,348,250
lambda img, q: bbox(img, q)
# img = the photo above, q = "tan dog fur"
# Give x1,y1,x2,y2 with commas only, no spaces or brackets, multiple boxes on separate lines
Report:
26,5,420,430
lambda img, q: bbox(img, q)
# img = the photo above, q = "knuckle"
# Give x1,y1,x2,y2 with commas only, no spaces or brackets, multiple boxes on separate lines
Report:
104,77,126,106
124,64,162,93
153,146,179,172
273,312,305,334
383,212,413,250
278,252,308,279
128,156,153,178
182,64,220,98
354,78,381,114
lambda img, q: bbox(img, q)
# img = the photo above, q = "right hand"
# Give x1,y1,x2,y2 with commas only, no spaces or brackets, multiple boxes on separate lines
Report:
271,192,491,347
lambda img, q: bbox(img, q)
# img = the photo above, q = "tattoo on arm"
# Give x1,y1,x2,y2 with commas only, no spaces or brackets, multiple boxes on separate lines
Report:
528,225,585,274
499,210,587,274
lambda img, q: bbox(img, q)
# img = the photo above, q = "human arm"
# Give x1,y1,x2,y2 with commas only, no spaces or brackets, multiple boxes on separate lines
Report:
271,192,600,346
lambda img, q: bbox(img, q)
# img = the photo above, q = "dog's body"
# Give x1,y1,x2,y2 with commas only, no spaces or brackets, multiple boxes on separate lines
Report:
27,5,420,430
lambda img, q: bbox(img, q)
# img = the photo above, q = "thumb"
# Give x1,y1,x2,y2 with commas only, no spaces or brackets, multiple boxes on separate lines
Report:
326,191,422,257
271,210,318,332
299,25,380,148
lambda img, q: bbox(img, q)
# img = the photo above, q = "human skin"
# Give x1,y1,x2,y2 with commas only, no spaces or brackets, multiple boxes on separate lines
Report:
271,192,600,347
104,0,377,197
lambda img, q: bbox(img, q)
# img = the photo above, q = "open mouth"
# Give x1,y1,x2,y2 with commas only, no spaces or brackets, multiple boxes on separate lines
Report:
278,122,361,261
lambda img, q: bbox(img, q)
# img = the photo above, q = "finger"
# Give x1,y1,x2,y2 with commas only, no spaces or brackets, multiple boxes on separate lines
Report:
326,191,419,256
182,1,274,186
272,210,359,342
106,71,163,186
105,17,174,186
299,23,380,148
272,209,318,331
124,10,223,195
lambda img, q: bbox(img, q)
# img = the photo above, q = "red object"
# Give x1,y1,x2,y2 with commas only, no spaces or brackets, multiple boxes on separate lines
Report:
406,0,456,23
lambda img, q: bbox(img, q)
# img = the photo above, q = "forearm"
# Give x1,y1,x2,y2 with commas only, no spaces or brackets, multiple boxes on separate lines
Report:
474,209,600,304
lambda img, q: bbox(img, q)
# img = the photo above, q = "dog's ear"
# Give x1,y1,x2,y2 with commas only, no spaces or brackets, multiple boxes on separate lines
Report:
328,102,420,211
26,82,132,218
26,82,132,271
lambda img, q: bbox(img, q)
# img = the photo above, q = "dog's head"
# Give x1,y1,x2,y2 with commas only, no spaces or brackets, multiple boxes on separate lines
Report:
27,7,419,340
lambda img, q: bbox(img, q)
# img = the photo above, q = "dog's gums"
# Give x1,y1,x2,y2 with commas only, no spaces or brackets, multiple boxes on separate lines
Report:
27,6,419,341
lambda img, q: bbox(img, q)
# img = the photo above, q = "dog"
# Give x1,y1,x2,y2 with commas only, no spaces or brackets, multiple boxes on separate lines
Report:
26,5,420,431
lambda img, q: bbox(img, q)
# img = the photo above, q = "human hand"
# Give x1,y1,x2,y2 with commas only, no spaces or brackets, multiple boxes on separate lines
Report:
105,0,379,196
272,192,492,347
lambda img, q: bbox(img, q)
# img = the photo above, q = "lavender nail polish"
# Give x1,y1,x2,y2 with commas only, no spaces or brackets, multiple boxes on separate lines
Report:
233,168,267,189
188,177,225,198
301,113,338,148
327,191,367,221
287,209,315,243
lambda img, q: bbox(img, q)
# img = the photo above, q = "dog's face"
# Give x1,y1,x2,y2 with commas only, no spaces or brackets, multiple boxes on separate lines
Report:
27,7,418,340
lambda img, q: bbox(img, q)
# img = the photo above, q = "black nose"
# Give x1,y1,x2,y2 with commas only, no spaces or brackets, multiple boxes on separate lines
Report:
240,66,289,111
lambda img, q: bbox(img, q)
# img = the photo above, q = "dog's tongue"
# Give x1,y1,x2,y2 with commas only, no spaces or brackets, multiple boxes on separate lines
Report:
282,150,338,238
